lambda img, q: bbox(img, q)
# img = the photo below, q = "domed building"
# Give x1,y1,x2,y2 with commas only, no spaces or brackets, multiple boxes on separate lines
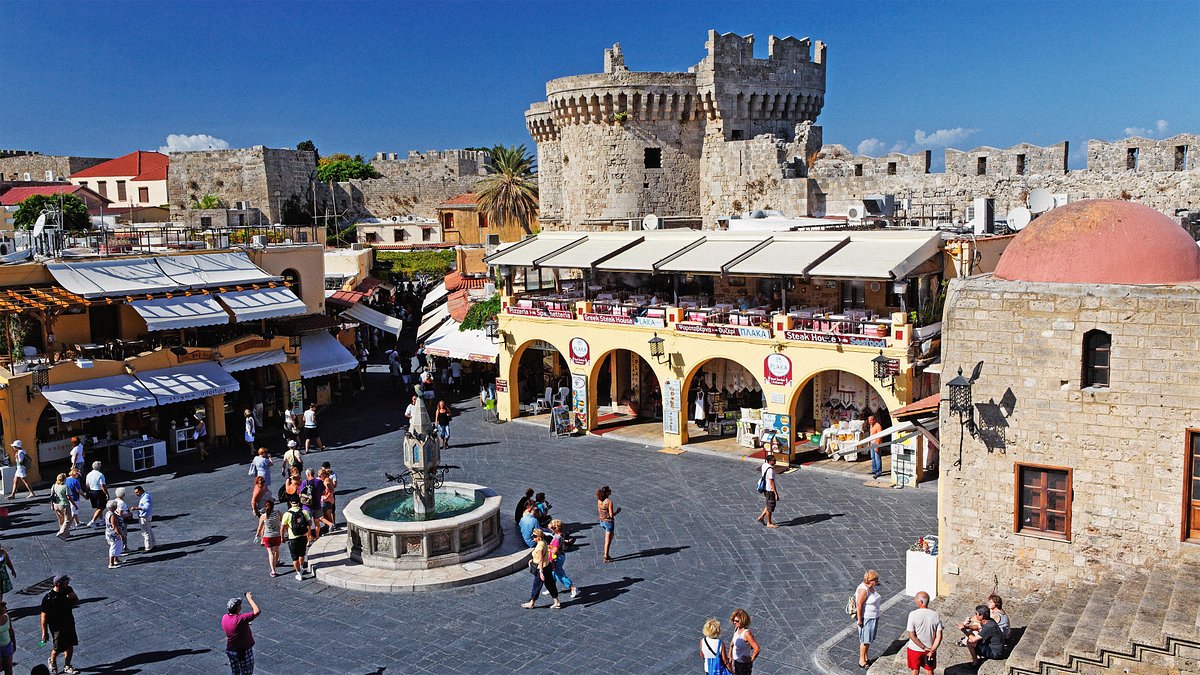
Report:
934,199,1200,672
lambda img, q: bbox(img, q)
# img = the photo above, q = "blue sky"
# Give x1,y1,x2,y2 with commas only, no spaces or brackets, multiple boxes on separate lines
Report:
2,0,1197,168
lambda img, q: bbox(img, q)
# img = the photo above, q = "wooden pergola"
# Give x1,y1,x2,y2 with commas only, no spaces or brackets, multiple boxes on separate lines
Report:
0,286,90,314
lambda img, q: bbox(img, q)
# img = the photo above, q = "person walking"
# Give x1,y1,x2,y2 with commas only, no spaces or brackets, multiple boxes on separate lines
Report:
281,441,303,481
68,437,85,475
548,519,579,599
50,474,72,539
255,500,283,577
302,403,325,453
854,569,883,668
282,408,299,447
521,528,561,609
0,546,15,602
700,618,734,675
298,469,325,540
755,455,780,528
280,499,310,581
39,575,79,675
904,591,943,675
7,441,35,499
130,485,155,552
596,486,621,563
0,599,16,675
221,593,260,675
435,400,452,449
250,476,267,518
729,609,761,674
243,409,257,456
868,415,884,479
65,469,83,528
318,468,337,533
194,412,209,461
83,462,107,528
104,500,127,569
250,448,273,492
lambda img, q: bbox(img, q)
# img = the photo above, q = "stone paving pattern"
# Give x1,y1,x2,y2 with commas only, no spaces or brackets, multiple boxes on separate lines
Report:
0,370,934,674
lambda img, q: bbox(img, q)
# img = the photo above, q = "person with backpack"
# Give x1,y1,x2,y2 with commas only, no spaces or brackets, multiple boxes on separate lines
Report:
281,441,303,481
6,441,35,499
700,618,734,675
298,469,324,540
755,455,779,528
280,499,310,581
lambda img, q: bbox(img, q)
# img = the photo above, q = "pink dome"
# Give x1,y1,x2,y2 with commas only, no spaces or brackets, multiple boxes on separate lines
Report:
994,199,1200,284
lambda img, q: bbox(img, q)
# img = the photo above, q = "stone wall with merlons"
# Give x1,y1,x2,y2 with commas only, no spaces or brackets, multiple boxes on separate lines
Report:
937,276,1200,597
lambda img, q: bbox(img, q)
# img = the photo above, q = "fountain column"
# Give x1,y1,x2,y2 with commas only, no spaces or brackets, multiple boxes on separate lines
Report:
403,393,441,516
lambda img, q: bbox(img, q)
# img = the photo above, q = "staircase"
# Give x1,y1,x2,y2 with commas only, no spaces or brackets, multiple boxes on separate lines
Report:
867,552,1200,675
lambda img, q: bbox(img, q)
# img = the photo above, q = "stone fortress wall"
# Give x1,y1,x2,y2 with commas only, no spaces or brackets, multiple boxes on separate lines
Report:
167,146,326,225
0,151,111,183
371,149,490,180
526,30,1199,231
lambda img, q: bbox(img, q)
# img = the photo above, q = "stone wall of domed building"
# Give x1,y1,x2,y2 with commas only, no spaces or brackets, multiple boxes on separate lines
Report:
936,200,1200,597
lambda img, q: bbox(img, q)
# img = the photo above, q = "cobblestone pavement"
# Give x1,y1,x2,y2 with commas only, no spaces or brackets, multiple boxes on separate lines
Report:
1,371,935,674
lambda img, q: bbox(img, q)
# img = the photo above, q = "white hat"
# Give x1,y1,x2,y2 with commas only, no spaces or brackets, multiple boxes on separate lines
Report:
9,440,21,449
287,440,298,448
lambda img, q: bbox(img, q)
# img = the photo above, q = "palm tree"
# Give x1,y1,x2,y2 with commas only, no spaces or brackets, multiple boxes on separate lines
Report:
476,144,538,234
191,194,225,209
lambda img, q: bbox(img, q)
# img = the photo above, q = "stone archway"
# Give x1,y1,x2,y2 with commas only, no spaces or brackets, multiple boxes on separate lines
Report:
787,368,899,448
503,338,572,419
586,347,667,433
679,356,768,447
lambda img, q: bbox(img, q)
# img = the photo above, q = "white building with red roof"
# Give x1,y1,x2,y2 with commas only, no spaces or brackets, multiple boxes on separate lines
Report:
69,150,168,209
0,184,111,229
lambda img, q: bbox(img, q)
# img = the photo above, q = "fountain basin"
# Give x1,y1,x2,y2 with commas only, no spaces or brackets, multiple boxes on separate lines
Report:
343,482,502,570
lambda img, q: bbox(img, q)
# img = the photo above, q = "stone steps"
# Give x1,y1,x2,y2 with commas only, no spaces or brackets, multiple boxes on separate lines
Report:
1059,577,1121,665
1093,570,1150,657
1164,554,1200,644
1032,583,1096,670
1005,587,1070,674
1126,563,1176,649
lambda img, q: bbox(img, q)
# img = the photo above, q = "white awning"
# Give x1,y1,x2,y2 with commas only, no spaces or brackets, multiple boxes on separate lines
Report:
423,320,498,363
657,238,768,273
218,287,307,321
136,361,241,406
807,232,942,280
40,374,158,422
219,349,287,373
725,237,848,276
417,304,449,341
130,294,230,330
155,251,278,288
533,235,644,269
300,331,358,379
421,282,449,312
343,303,403,336
594,234,706,272
483,233,587,267
46,252,279,299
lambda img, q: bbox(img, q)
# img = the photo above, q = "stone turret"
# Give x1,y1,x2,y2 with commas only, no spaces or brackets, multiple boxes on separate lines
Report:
402,389,440,516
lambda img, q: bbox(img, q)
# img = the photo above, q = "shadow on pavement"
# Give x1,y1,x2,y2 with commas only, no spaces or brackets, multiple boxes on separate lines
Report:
579,576,643,607
780,512,844,527
79,647,211,673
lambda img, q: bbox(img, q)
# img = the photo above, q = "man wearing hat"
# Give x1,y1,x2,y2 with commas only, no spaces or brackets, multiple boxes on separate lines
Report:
222,592,260,675
6,440,35,499
40,574,80,674
281,440,303,481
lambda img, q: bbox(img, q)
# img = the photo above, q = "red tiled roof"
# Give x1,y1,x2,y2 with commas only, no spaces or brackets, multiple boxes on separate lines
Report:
133,165,168,182
0,184,109,206
326,290,365,308
353,276,382,293
289,313,343,333
443,270,491,291
440,192,477,208
71,150,169,179
447,289,471,323
891,393,940,419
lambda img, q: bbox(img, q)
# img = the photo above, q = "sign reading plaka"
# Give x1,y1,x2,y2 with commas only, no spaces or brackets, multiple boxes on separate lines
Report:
569,337,590,365
676,323,772,339
506,306,573,319
764,353,792,386
784,330,888,349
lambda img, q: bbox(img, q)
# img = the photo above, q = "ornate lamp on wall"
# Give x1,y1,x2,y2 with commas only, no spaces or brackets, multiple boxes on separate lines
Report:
648,333,666,364
872,350,897,392
946,364,981,467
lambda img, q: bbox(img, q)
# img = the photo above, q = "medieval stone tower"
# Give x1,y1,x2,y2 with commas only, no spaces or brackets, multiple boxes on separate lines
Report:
526,30,827,230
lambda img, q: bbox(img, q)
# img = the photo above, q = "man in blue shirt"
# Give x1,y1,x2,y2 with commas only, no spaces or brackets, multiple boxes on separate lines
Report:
64,469,84,528
519,503,540,547
130,485,155,552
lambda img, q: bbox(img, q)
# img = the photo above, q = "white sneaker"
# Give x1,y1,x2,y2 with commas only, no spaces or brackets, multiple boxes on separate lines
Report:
542,589,550,595
570,588,580,599
295,571,303,581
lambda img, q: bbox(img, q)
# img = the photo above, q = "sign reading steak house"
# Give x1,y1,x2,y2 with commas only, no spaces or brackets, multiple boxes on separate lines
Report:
784,330,888,349
582,313,666,328
506,306,574,319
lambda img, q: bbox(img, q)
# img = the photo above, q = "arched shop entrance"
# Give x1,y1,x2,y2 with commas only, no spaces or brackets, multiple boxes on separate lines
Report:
590,349,661,432
791,369,894,456
682,357,769,450
513,340,570,416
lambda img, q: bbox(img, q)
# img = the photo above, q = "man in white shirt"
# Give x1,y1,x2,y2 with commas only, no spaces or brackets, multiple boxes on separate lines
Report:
84,461,108,528
69,437,85,473
302,403,325,453
404,394,417,430
130,485,155,552
756,455,780,528
905,591,943,674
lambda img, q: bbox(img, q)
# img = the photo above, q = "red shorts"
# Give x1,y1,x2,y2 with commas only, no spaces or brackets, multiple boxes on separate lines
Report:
907,648,935,671
262,536,282,548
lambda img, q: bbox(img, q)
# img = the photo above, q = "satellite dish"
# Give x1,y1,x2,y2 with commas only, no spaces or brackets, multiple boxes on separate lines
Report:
642,214,660,231
1007,207,1032,231
32,213,47,238
846,206,862,220
1028,188,1054,214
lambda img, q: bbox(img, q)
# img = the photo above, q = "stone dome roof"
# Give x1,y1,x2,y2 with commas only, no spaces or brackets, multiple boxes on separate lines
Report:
993,199,1200,284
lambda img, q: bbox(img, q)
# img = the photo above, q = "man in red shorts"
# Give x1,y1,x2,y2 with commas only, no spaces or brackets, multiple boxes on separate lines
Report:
904,591,943,674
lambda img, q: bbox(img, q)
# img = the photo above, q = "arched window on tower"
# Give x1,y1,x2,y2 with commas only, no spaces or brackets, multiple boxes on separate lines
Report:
282,268,301,305
1082,329,1111,389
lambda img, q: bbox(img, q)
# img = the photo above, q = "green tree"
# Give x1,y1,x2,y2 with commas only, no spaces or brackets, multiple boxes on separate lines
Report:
476,144,539,234
460,293,500,332
374,250,456,281
317,152,352,167
316,159,381,182
13,193,90,231
296,139,319,163
191,194,225,209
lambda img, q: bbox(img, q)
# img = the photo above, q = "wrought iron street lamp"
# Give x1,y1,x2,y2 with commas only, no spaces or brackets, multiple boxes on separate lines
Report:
648,333,666,364
872,350,896,391
485,318,500,343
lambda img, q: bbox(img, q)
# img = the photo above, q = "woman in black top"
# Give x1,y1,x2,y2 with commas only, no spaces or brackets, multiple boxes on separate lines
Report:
435,400,453,449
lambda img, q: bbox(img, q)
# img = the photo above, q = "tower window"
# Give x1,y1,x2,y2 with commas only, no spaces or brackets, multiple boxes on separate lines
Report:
1016,154,1027,175
1082,329,1111,388
977,157,987,176
886,162,897,176
1176,145,1189,171
644,148,662,169
1126,148,1139,171
854,164,863,177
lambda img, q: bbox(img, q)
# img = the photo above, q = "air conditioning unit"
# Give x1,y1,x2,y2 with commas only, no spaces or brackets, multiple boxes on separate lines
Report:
846,205,864,223
350,243,364,251
486,234,501,246
251,235,269,247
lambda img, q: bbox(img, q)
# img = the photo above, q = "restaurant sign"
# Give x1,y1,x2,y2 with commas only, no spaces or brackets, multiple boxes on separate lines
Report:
569,337,590,365
177,349,215,363
495,379,508,392
506,306,574,320
234,338,273,353
764,353,792,386
676,323,772,339
581,313,666,329
784,330,888,349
